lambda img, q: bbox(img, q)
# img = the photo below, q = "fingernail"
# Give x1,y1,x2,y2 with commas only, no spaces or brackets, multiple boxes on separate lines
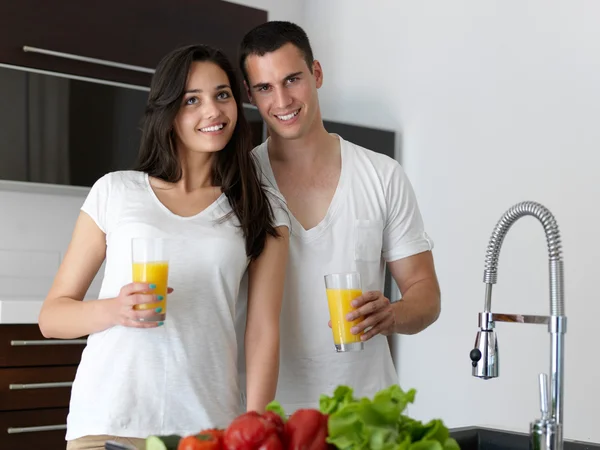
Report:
157,295,164,301
149,284,157,289
158,321,164,326
351,300,358,307
346,313,354,321
155,307,162,313
351,327,358,334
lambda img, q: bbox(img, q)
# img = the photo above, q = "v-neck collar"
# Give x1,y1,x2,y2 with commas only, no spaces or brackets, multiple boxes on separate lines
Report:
259,135,350,242
144,172,226,221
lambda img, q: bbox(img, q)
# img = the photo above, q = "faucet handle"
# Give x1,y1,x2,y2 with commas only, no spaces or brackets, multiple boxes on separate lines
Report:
538,373,549,420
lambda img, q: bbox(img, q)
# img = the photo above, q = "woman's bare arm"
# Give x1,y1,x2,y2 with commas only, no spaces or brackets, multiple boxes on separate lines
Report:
244,226,289,412
39,212,161,339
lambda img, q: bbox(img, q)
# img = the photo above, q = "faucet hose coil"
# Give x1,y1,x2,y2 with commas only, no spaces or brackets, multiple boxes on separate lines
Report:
483,201,564,316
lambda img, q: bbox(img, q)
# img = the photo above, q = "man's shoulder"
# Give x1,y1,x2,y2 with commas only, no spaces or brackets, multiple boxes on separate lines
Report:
251,141,271,172
250,141,279,193
251,141,269,159
341,137,402,180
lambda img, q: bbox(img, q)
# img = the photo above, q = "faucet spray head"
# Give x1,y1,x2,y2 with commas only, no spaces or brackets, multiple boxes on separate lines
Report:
470,329,499,379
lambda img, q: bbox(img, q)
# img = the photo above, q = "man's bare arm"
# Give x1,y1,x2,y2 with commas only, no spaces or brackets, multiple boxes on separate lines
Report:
388,250,441,335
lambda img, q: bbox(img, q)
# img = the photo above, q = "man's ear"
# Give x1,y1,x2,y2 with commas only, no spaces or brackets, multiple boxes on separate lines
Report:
244,80,254,104
312,60,324,89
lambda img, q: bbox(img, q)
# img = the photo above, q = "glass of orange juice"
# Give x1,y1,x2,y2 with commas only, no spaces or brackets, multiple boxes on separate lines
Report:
131,237,169,322
324,272,364,352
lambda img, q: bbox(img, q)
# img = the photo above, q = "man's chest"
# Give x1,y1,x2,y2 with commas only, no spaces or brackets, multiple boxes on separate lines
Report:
274,168,340,231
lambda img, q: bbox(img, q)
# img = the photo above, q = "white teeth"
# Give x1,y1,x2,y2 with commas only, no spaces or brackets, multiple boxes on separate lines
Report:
276,110,299,121
200,124,224,132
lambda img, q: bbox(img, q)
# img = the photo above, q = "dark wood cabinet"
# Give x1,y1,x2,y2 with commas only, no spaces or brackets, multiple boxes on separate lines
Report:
0,324,85,368
0,324,86,450
0,0,268,188
0,63,267,187
0,0,268,88
0,366,78,411
0,407,70,450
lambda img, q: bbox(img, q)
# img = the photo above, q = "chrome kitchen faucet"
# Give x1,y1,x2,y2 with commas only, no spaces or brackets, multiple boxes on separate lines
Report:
469,201,566,450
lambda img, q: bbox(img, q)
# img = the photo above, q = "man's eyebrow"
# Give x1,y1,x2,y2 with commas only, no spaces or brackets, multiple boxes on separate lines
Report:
284,71,303,80
251,72,303,89
251,82,268,90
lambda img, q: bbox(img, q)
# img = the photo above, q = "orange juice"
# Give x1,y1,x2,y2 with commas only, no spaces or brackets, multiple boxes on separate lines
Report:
326,288,363,345
132,261,169,318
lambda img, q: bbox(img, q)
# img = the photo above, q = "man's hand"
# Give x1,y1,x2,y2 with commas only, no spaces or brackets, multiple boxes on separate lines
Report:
346,291,395,341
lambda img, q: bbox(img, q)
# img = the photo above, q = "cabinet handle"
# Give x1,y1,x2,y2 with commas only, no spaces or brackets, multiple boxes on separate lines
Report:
23,45,155,74
9,381,73,390
10,339,87,346
7,424,66,434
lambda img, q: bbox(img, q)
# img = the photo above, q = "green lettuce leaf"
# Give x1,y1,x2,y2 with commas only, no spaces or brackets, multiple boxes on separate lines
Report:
321,385,459,450
443,438,461,450
408,440,443,450
265,400,287,420
320,385,356,415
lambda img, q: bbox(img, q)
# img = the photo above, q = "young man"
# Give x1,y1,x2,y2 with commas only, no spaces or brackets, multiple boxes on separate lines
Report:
236,21,441,413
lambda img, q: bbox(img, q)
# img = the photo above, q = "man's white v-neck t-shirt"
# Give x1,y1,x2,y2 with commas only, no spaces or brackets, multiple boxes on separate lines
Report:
236,136,434,413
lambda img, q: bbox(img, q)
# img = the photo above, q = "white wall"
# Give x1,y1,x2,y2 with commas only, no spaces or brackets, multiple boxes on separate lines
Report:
302,0,599,443
0,183,103,306
224,0,304,22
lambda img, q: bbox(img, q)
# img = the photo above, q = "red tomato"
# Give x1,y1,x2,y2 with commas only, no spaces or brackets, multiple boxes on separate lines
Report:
178,430,222,450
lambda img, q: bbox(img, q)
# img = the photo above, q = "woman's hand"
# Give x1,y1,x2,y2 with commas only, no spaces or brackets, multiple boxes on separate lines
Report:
107,283,174,328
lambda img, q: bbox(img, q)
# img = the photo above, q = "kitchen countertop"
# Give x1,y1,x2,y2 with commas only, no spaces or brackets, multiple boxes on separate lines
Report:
0,299,43,323
103,428,600,450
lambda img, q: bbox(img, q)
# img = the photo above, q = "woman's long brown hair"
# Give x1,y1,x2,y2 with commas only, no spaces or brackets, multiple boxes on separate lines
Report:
135,44,280,260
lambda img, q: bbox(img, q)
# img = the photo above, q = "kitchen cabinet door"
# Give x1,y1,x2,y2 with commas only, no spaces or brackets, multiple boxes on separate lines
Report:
0,68,27,182
0,0,267,88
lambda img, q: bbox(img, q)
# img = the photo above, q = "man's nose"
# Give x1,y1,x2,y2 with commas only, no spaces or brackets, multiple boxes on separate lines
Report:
274,87,293,109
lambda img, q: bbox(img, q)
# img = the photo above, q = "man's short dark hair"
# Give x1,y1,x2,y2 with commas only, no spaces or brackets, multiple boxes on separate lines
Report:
239,21,315,82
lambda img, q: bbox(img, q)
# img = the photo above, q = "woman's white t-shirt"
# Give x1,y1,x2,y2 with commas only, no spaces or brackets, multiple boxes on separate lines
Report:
66,170,289,440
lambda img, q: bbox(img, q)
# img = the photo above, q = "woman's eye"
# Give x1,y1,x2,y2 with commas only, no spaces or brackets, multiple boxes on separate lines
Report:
217,91,230,100
185,97,198,105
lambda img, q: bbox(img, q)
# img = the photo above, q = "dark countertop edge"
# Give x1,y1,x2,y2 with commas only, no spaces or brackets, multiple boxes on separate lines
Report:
449,426,600,449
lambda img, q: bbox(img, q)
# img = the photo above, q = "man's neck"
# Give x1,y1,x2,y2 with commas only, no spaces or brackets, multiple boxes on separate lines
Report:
267,124,339,169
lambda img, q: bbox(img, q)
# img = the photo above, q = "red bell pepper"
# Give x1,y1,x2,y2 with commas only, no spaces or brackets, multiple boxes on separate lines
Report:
223,411,283,450
284,409,329,450
261,410,285,438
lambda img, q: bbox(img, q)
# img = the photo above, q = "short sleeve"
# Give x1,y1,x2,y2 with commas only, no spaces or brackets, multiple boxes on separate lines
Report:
382,163,434,262
265,187,291,231
80,173,112,234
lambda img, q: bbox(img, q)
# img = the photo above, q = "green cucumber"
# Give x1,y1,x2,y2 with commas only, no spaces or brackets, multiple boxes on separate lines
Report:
145,434,181,450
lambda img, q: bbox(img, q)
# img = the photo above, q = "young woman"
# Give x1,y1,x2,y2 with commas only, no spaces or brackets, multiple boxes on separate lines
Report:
38,44,290,450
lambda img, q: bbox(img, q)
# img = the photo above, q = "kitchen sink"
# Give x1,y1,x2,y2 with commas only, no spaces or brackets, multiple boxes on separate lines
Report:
450,427,600,450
